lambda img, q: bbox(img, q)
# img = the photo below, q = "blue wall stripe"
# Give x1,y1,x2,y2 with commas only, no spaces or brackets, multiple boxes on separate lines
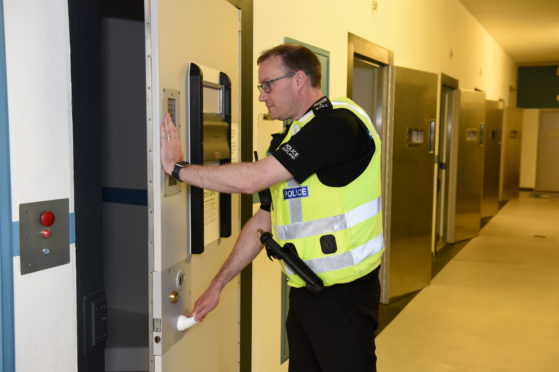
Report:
103,187,148,206
0,0,16,370
70,212,75,245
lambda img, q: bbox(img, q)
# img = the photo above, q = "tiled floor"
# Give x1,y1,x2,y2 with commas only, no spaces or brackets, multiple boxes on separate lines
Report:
377,193,559,371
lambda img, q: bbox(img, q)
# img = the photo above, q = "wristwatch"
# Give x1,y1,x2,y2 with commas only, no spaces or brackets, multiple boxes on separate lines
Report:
171,161,189,182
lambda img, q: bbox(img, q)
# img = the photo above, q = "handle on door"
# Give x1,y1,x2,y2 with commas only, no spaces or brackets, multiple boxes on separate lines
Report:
169,291,179,303
177,315,198,331
428,119,436,154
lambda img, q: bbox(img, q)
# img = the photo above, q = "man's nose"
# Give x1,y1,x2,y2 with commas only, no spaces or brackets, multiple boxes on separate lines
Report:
258,90,267,102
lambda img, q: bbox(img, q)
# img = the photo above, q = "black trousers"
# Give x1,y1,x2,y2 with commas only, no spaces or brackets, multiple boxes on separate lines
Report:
286,266,381,372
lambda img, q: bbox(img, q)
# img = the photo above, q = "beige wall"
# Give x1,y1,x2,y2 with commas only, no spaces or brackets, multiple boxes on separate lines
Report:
251,0,517,371
252,0,516,104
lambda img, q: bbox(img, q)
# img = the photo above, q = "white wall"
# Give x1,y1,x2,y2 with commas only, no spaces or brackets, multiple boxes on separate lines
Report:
251,0,516,371
3,0,76,371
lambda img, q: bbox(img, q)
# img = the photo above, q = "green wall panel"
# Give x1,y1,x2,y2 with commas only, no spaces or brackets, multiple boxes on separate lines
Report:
517,65,559,108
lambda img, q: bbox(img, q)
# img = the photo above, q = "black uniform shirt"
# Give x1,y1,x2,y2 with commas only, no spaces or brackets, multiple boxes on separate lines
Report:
261,97,375,211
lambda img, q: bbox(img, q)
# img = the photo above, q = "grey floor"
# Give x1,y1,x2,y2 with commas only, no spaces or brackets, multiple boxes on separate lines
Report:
377,192,559,371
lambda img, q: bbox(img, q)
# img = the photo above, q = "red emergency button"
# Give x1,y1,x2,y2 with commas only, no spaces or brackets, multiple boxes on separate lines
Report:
40,211,55,227
40,229,52,238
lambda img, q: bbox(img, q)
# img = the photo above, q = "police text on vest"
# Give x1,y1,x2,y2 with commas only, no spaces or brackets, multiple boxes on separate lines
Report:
283,186,309,200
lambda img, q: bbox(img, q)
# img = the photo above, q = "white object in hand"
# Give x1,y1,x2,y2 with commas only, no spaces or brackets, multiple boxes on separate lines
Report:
177,315,198,331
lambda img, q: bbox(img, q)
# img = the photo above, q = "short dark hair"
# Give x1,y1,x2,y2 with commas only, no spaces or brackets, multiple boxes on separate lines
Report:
257,44,321,88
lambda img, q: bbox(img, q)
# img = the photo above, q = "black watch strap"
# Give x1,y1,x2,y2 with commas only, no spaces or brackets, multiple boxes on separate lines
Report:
171,161,188,182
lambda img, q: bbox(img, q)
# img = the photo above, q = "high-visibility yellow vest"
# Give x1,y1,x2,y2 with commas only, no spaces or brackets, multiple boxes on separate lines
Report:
269,98,383,288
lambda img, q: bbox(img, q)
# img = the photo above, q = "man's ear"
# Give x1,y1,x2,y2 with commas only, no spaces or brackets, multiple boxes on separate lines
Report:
294,70,309,88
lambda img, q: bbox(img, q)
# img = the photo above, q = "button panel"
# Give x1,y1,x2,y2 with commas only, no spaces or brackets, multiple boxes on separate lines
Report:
19,199,70,274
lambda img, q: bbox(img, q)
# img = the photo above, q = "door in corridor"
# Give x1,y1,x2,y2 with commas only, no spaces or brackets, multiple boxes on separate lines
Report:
536,111,559,192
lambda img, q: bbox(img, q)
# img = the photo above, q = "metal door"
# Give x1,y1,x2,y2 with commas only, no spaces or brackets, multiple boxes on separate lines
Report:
145,1,240,371
500,107,522,201
435,84,459,252
447,89,485,243
482,100,503,218
388,66,437,298
536,111,559,192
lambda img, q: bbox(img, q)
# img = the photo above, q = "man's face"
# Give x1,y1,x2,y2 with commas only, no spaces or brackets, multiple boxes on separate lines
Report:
258,55,297,120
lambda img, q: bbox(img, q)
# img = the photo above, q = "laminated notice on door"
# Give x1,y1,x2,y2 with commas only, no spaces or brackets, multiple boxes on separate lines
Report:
203,189,220,246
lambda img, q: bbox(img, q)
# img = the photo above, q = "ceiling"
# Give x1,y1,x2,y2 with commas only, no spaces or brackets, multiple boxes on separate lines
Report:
459,0,559,65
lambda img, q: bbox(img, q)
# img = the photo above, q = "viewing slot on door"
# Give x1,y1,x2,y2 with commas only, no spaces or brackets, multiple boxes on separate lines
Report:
187,63,232,254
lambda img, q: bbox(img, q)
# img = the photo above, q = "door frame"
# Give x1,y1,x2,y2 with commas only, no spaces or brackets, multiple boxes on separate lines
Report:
346,32,394,304
233,3,254,370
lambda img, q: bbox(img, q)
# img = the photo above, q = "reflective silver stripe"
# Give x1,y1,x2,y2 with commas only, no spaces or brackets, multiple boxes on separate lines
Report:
277,197,381,240
297,111,314,124
291,123,301,135
346,198,382,227
286,233,384,277
286,179,303,223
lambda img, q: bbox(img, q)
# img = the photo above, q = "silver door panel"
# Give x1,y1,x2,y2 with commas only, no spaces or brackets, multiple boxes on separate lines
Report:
500,107,522,201
388,66,437,299
482,100,502,218
447,89,485,243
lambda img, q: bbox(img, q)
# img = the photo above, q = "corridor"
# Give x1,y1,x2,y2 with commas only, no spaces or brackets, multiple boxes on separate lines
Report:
377,192,559,371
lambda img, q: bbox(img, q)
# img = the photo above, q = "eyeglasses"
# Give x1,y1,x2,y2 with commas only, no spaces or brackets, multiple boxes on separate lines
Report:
257,71,296,93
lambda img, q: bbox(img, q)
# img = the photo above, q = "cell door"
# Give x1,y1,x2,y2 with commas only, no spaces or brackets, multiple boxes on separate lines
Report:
435,83,458,252
482,100,503,218
145,1,241,371
500,107,522,201
536,111,559,192
447,89,485,243
389,66,437,299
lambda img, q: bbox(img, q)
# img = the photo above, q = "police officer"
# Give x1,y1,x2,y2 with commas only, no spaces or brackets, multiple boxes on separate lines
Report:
161,43,383,372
